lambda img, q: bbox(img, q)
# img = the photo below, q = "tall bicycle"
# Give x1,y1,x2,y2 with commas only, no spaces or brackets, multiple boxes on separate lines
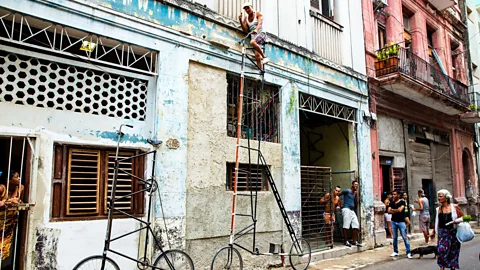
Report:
73,124,194,270
210,33,311,270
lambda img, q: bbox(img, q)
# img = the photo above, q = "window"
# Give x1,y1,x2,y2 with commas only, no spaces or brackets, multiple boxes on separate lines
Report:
310,0,333,19
51,145,145,220
226,73,280,143
226,163,268,191
403,14,411,32
451,40,460,80
378,24,387,49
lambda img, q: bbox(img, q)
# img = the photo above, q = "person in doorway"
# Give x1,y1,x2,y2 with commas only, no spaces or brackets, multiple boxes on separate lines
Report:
402,192,411,228
430,189,464,270
384,192,393,238
320,185,342,245
238,2,270,70
411,189,430,244
0,171,24,261
387,190,412,259
340,180,361,247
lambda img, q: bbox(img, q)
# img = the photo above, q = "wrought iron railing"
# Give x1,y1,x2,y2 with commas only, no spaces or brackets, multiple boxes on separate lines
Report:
375,46,469,104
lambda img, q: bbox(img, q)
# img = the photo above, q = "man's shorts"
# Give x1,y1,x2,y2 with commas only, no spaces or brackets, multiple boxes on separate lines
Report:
384,213,392,222
419,215,430,232
252,32,267,45
342,208,359,229
323,212,335,225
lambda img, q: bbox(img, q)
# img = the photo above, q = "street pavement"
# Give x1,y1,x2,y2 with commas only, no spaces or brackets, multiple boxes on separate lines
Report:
364,236,480,270
307,234,480,270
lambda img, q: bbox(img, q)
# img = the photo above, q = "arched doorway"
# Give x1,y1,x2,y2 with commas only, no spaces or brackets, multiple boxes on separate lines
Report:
462,149,474,199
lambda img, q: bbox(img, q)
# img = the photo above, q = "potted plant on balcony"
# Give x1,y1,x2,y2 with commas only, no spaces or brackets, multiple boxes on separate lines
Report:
375,42,400,77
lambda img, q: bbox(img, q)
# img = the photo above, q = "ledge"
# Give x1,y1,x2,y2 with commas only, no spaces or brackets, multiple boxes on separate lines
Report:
160,0,367,82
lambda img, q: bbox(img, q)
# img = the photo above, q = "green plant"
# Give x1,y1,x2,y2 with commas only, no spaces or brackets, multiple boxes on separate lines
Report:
470,104,477,112
462,215,472,222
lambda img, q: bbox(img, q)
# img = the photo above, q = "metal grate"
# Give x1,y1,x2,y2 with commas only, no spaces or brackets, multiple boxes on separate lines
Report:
300,166,332,250
226,163,268,191
227,73,280,143
299,92,356,123
310,0,320,9
392,168,405,192
0,8,157,74
0,51,148,120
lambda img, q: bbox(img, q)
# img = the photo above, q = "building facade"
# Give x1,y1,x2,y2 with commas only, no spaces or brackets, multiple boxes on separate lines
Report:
363,0,479,242
0,0,372,269
466,0,480,217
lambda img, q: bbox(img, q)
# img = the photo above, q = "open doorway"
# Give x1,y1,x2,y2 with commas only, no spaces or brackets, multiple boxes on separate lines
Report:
299,110,357,250
0,136,33,270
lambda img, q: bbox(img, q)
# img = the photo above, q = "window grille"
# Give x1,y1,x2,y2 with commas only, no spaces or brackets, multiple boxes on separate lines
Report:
226,73,280,143
0,51,148,121
226,163,268,191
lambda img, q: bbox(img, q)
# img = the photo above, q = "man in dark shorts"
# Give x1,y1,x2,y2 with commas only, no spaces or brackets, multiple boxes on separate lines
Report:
388,190,412,259
238,2,270,69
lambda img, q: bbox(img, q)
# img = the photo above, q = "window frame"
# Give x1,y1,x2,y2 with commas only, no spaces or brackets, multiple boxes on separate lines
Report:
51,144,145,221
378,23,387,49
226,163,269,192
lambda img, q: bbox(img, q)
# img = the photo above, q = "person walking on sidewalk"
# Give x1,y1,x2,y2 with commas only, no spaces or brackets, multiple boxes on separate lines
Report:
238,2,270,70
387,190,412,259
411,189,430,244
340,180,361,247
430,189,464,270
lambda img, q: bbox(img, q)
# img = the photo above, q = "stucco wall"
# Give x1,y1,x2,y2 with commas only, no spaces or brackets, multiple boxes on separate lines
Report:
377,114,405,154
185,61,283,269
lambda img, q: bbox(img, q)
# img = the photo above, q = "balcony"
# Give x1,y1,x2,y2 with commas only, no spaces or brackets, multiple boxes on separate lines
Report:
374,45,469,115
310,11,343,64
428,0,457,11
216,0,262,19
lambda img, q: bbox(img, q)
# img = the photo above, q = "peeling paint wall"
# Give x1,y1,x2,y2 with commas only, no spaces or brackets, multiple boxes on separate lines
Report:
0,0,375,268
186,61,284,269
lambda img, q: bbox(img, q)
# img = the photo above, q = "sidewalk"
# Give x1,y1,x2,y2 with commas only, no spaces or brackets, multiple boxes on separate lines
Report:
305,223,480,270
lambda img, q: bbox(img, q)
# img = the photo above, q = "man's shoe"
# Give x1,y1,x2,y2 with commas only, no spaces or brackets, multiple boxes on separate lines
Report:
390,252,399,257
261,57,270,65
345,241,351,247
355,241,362,247
407,253,412,259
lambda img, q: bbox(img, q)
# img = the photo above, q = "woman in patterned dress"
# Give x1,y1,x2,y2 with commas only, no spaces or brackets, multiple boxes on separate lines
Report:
430,189,463,270
0,171,24,261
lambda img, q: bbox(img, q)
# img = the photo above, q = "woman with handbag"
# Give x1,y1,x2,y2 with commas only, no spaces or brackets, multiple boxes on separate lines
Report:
430,189,464,270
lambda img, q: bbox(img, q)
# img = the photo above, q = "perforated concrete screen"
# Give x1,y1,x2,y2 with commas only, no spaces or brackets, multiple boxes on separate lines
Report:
0,51,148,121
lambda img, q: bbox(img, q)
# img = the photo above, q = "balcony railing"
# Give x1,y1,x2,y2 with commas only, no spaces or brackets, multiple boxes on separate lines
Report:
310,11,343,64
217,0,262,19
375,46,469,104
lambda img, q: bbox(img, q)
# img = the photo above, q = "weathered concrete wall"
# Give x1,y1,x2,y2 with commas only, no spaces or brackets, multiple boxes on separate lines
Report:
377,115,405,154
186,62,283,269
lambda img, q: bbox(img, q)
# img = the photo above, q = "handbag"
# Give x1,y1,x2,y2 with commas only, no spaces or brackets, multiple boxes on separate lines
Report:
456,222,475,243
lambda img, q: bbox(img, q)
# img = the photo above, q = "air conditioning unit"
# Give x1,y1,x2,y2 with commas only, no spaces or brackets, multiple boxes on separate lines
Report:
373,0,388,8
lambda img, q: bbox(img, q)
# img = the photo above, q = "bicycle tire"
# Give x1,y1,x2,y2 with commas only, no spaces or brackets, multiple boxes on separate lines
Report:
72,255,120,270
289,238,311,270
210,246,243,270
153,249,194,270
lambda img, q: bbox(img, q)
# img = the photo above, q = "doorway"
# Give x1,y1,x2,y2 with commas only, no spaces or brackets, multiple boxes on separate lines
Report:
421,179,434,227
299,110,357,250
0,136,33,270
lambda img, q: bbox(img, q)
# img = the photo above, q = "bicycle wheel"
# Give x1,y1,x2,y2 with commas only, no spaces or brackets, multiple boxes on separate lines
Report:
153,249,194,270
73,255,120,270
210,246,243,270
289,238,311,270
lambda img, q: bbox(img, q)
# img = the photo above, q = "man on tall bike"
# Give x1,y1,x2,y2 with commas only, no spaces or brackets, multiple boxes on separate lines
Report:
238,2,270,70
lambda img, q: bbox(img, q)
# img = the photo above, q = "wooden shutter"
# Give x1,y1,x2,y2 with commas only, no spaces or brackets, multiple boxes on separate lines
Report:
105,152,134,213
391,168,406,192
66,149,101,215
